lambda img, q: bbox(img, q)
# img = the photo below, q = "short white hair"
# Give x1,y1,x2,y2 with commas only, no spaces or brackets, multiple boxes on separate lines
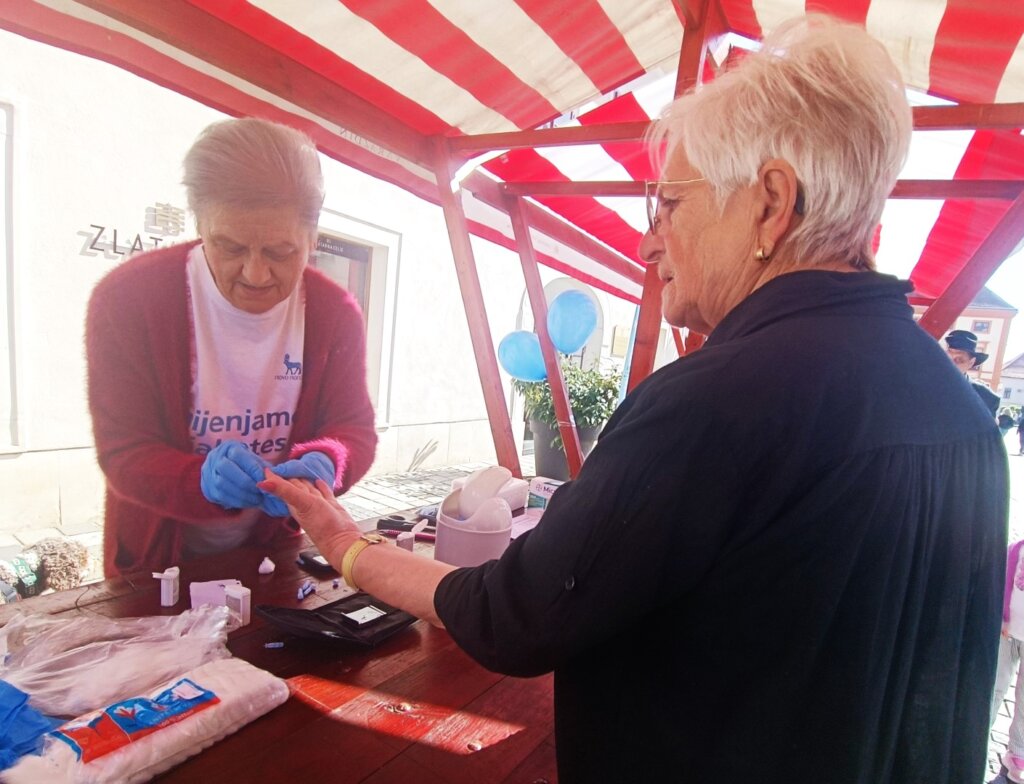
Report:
650,16,911,270
183,117,324,229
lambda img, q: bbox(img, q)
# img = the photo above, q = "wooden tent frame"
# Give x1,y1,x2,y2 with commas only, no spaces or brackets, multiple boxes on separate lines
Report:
435,0,1024,477
5,0,1024,479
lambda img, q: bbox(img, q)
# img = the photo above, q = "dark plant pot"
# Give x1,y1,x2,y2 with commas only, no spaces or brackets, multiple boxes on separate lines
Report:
529,418,602,481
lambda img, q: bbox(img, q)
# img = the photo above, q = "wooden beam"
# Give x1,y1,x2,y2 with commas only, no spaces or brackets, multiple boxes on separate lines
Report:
676,0,706,29
504,178,1024,200
891,179,1024,200
683,330,706,355
503,181,644,197
449,122,650,156
69,0,433,167
671,328,686,356
430,138,522,476
627,264,666,393
463,172,644,286
917,190,1024,338
449,103,1024,160
506,197,585,478
625,0,713,393
913,102,1024,131
674,0,709,97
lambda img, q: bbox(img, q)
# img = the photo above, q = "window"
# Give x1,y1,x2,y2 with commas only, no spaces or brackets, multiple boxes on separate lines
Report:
313,234,372,325
313,209,400,426
972,320,991,334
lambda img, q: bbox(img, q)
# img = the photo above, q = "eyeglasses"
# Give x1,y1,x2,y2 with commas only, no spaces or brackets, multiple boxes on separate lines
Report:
644,177,806,234
645,178,705,234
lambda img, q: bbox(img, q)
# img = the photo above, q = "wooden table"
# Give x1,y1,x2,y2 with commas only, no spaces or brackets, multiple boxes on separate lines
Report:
0,525,557,783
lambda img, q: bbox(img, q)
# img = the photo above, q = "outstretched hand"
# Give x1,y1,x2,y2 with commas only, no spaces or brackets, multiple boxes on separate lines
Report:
261,471,455,628
258,470,360,563
260,451,336,517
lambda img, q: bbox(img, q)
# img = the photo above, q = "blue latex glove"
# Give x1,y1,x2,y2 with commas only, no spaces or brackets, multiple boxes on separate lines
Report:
260,452,335,518
0,681,53,771
200,440,268,510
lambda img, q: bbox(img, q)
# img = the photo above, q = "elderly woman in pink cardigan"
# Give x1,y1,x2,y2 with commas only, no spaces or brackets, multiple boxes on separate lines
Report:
86,118,377,577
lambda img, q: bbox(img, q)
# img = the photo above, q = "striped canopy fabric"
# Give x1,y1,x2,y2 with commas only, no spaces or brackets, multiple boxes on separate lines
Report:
5,0,1023,302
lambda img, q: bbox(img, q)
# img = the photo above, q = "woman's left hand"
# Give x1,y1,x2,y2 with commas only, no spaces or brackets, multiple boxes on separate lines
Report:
258,470,360,563
261,469,455,627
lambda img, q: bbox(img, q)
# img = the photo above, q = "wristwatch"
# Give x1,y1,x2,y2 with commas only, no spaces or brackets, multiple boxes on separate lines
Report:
341,533,387,592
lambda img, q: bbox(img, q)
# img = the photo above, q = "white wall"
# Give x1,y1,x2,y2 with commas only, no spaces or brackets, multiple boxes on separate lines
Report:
0,30,220,533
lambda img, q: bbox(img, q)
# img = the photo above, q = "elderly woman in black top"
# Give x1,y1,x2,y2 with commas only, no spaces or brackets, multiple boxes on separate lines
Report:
262,16,1007,784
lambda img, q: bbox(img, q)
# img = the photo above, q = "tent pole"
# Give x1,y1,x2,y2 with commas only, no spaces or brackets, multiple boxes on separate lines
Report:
430,137,522,477
673,0,710,97
917,190,1024,340
672,328,685,356
626,264,667,393
507,196,584,478
627,0,713,390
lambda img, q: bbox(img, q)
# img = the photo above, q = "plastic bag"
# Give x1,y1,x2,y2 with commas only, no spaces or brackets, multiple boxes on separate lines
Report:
2,657,289,784
0,607,233,718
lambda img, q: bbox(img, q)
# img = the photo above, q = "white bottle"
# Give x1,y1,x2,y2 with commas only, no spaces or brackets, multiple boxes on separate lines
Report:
152,566,180,607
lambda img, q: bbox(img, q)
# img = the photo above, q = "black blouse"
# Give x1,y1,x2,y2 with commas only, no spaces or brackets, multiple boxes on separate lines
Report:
436,270,1007,784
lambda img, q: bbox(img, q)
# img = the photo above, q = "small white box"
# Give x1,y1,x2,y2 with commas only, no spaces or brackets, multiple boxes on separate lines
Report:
152,566,180,607
189,578,242,610
224,585,252,626
527,477,565,510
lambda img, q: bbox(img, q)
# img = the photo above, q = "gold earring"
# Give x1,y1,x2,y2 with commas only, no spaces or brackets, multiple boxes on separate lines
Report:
755,247,770,262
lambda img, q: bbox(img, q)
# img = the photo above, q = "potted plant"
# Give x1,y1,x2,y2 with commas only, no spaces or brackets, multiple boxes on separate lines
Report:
513,361,621,480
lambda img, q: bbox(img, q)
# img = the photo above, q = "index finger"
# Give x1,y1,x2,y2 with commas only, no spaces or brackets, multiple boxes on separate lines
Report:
259,469,317,512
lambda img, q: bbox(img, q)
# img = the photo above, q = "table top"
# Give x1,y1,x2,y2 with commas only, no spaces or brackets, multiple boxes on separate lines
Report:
0,524,557,783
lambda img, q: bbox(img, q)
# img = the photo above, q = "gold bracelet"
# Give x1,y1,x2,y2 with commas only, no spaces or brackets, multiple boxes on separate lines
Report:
340,533,386,591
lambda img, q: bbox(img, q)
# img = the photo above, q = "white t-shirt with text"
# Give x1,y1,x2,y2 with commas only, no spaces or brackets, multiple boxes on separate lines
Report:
183,244,305,555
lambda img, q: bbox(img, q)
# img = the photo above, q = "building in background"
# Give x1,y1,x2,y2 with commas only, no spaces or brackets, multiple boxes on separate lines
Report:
913,287,1017,389
1002,353,1024,407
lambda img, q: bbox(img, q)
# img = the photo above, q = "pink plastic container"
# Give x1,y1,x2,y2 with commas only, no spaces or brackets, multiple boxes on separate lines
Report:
434,489,512,567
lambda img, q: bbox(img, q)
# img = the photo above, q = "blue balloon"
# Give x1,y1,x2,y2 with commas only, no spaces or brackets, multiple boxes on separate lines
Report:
547,290,597,355
498,331,547,381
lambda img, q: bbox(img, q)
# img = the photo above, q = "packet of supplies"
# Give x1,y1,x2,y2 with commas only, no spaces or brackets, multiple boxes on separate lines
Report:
2,657,289,784
0,607,233,718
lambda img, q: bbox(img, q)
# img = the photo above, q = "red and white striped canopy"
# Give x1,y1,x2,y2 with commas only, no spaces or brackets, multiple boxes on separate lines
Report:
5,0,1024,303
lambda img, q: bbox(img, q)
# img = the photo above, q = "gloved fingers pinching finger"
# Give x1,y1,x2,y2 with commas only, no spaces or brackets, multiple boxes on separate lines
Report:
212,460,265,507
300,452,336,484
224,442,271,483
270,459,318,482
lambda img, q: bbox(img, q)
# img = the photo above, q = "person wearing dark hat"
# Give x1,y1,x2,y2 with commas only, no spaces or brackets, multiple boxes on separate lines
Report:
946,329,1000,417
